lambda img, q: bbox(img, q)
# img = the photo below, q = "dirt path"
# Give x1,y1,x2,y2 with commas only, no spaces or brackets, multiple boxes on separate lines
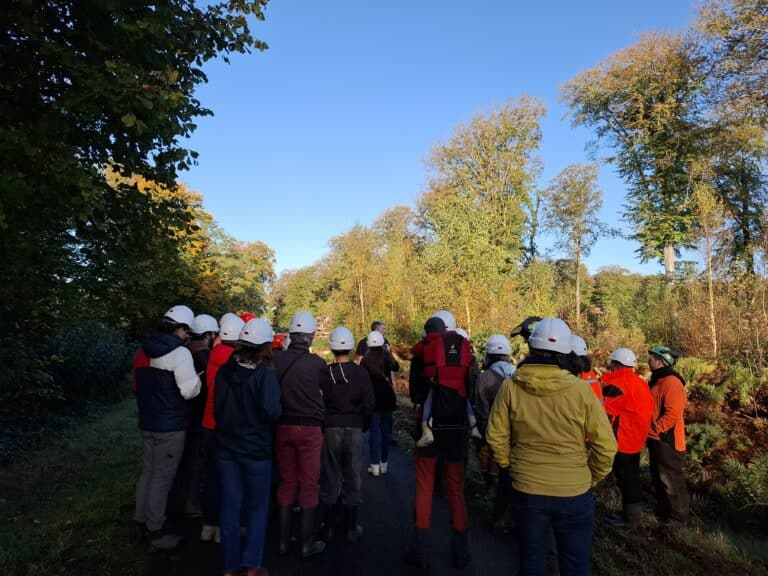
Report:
149,444,518,575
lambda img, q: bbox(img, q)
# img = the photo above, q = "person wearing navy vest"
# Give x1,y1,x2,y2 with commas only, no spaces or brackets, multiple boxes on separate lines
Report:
133,305,201,550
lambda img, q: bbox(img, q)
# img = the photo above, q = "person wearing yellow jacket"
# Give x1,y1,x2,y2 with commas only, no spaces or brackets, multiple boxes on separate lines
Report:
486,318,616,576
647,345,689,525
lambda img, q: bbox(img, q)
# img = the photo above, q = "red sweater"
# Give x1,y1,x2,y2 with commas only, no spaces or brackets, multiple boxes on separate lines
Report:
202,343,236,430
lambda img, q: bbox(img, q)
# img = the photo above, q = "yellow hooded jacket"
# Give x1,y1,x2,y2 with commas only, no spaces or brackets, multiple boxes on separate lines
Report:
486,363,617,497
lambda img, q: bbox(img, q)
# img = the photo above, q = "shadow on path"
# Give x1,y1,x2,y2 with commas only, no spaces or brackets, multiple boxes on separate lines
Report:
149,445,518,575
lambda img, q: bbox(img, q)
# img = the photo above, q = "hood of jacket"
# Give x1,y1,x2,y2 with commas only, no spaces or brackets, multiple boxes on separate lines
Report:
142,332,183,359
490,360,516,379
511,363,577,397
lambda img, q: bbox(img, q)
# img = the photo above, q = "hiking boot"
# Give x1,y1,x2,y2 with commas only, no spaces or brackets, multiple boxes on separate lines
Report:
344,505,363,543
277,505,292,555
200,524,217,542
300,507,326,558
368,463,380,476
380,461,388,474
416,421,434,448
148,530,181,551
451,530,471,569
403,527,431,572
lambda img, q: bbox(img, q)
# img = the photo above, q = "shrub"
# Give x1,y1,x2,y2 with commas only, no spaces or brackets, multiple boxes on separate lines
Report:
675,357,716,386
0,338,63,418
727,364,765,413
45,321,133,402
686,422,727,465
688,381,728,406
722,454,768,512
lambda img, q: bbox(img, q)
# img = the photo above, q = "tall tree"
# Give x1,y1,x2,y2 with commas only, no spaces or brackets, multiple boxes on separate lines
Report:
0,0,269,335
562,33,704,278
426,96,545,267
542,163,609,329
697,0,768,274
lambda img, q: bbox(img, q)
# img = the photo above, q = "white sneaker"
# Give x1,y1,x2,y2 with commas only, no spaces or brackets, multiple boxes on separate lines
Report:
200,524,217,542
368,463,380,476
380,462,388,474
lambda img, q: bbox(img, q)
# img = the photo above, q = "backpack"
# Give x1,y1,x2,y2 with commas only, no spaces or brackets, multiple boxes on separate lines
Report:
422,332,472,428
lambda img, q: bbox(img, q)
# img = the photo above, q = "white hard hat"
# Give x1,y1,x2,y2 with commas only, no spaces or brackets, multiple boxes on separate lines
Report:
191,314,219,335
329,326,355,351
455,328,469,339
485,334,511,356
239,318,273,347
164,305,194,328
528,317,572,354
289,310,317,334
571,335,588,357
610,347,637,367
431,310,457,330
366,330,385,348
220,312,238,326
220,314,246,343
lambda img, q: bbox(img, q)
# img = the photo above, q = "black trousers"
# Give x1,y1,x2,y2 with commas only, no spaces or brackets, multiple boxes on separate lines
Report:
612,451,643,507
647,439,690,522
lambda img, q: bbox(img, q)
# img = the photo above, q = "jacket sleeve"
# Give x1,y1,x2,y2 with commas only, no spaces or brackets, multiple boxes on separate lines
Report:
584,392,617,486
259,367,282,422
360,369,375,430
651,378,685,437
173,346,201,399
485,381,512,469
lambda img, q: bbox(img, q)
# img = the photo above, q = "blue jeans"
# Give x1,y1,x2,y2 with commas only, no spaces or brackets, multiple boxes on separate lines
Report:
217,450,271,573
369,411,393,464
513,488,594,576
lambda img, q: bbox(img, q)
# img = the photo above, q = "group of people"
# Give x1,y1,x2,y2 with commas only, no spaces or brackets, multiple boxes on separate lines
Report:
132,307,399,576
132,305,690,576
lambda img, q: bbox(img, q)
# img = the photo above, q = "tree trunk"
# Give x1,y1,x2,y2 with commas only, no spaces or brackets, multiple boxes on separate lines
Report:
358,277,366,329
663,244,676,280
574,244,581,330
706,237,718,357
464,295,472,338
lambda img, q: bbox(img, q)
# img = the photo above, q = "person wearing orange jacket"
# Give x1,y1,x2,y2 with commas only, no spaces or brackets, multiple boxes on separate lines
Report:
601,348,653,528
571,335,604,405
647,345,689,525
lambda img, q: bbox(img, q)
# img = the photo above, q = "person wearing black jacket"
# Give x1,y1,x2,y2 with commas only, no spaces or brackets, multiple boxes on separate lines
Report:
318,326,375,544
273,311,327,558
360,330,400,477
214,318,281,576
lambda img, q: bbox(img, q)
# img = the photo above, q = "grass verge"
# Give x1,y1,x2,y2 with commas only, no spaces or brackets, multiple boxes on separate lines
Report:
0,399,148,576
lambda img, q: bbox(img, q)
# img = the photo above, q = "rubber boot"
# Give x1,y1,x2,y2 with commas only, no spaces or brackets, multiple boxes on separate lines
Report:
344,505,363,543
278,505,292,555
300,507,326,558
320,504,336,541
451,530,471,569
403,527,430,571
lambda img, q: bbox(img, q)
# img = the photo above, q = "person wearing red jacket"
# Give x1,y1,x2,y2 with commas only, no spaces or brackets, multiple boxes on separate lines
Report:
601,348,653,528
647,345,689,525
199,313,245,543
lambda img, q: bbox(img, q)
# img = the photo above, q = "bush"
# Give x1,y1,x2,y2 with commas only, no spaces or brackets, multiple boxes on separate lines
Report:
45,321,133,402
688,381,728,406
722,454,768,512
727,364,764,411
0,338,63,418
686,422,727,466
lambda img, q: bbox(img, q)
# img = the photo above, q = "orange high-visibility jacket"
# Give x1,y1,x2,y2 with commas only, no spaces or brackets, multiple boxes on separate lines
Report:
647,370,687,452
580,370,604,405
601,367,653,454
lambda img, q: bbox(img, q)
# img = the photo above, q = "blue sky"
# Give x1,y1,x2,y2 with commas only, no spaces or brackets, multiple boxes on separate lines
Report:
183,1,697,275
